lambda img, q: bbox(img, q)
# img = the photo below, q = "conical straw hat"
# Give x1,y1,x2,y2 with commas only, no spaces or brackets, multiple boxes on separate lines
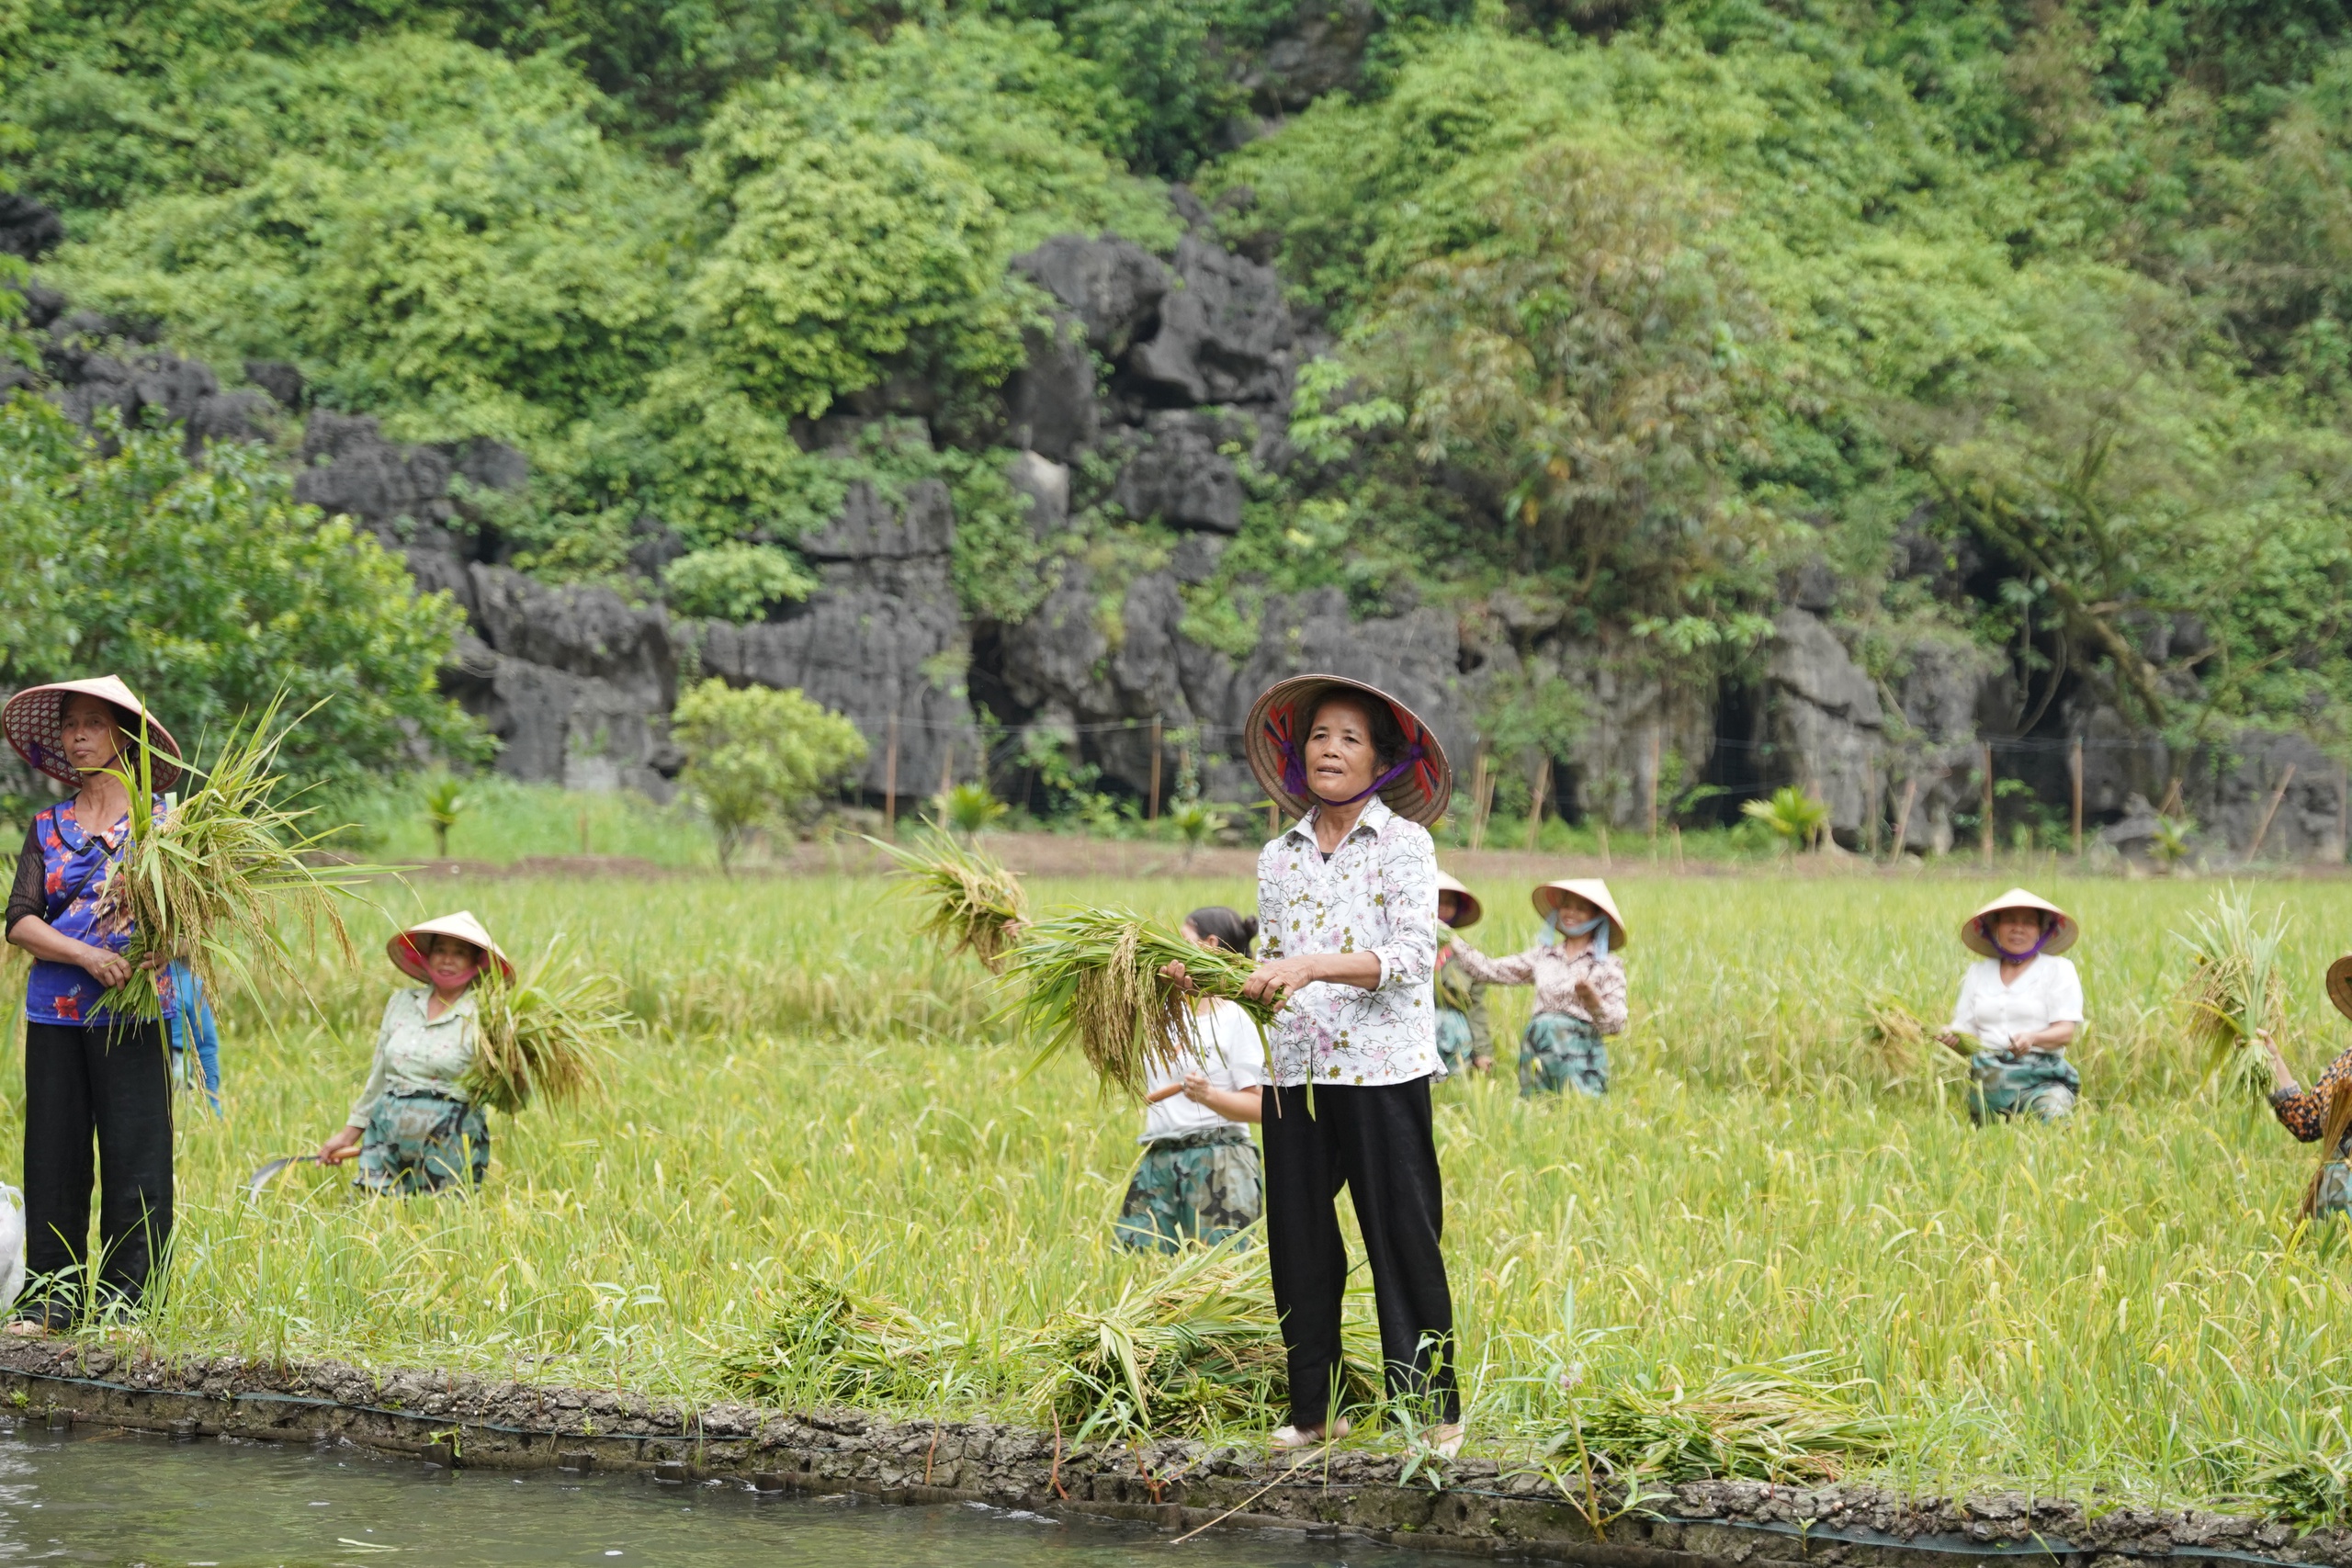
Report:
2324,955,2352,1023
1244,674,1453,829
1532,879,1627,951
389,910,515,984
1435,870,1482,930
4,675,183,791
1960,887,2077,957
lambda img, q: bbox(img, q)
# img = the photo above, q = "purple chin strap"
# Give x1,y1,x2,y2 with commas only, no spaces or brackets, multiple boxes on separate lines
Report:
1983,914,2055,963
1280,737,1425,808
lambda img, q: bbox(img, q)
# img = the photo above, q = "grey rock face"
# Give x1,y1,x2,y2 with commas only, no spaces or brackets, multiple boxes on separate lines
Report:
297,412,460,527
0,195,63,261
1004,316,1098,461
39,340,247,457
1763,609,1883,838
1012,236,1170,357
243,359,306,410
1127,238,1295,407
798,479,955,561
1006,451,1070,538
1112,412,1244,533
1239,0,1378,113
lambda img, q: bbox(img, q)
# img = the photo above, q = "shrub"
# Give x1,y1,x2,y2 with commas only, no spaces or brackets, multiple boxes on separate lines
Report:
671,678,868,867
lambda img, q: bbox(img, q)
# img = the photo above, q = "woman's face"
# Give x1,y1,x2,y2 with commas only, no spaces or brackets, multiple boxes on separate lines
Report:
1182,920,1220,954
57,694,125,777
1991,908,2046,956
1306,697,1380,804
424,936,482,990
1437,891,1461,927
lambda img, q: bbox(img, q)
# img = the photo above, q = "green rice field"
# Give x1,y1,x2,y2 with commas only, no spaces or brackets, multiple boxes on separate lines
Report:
8,864,2352,1511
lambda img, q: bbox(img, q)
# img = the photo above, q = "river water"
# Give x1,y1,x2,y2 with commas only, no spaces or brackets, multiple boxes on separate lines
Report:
0,1423,1478,1566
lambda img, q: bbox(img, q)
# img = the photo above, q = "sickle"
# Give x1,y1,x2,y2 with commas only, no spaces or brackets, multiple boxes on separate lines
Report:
243,1154,322,1202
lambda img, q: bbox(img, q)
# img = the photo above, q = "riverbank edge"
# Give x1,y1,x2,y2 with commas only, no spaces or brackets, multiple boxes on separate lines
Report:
0,1340,2333,1568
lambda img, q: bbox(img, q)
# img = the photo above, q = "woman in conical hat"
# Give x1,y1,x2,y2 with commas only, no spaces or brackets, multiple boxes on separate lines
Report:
1443,879,1629,1098
1216,673,1460,1455
2256,958,2352,1221
1935,888,2084,1125
2,676,183,1334
1431,871,1493,1077
317,912,514,1196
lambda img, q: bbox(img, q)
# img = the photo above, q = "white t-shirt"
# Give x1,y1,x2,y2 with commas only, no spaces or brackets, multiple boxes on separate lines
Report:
1141,999,1267,1143
1946,954,2085,1051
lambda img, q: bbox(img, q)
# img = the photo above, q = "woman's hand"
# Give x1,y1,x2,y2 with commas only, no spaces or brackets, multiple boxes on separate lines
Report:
2258,1028,2297,1091
1181,1070,1215,1105
1573,976,1604,1019
1242,954,1324,1010
75,944,131,990
317,1125,363,1166
1159,959,1199,995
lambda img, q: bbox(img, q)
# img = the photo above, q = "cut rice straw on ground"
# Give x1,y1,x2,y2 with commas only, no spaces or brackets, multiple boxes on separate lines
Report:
864,828,1029,972
1566,1354,1895,1484
1002,908,1277,1099
2176,889,2290,1097
95,695,392,1021
463,940,626,1115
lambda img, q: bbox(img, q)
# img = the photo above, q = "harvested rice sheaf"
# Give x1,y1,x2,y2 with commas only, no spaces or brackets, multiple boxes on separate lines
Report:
1003,909,1278,1099
865,829,1029,972
1857,995,1931,1079
2174,889,2290,1096
462,942,626,1115
721,1275,966,1407
1560,1356,1894,1484
94,697,388,1021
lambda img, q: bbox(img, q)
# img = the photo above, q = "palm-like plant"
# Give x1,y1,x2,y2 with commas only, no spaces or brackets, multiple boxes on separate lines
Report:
939,781,1008,840
423,775,467,859
2150,813,2195,872
1742,786,1831,858
1167,798,1225,863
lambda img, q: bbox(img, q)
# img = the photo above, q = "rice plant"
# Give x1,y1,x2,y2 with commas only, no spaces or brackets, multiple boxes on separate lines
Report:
865,827,1030,973
93,696,389,1021
462,941,626,1115
2176,888,2290,1096
1562,1355,1895,1484
1002,909,1276,1099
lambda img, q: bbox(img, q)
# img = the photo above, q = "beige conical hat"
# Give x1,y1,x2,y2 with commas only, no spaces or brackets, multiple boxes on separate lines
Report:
1532,878,1627,951
4,675,183,791
1435,869,1482,930
2324,955,2352,1023
388,910,514,984
1244,673,1453,829
1961,887,2077,957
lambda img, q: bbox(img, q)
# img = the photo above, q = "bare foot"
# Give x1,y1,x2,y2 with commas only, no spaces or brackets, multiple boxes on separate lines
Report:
1271,1416,1351,1451
1430,1422,1464,1460
4,1317,50,1339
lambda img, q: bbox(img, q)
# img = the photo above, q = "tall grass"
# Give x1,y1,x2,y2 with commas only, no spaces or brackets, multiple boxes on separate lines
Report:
11,872,2352,1509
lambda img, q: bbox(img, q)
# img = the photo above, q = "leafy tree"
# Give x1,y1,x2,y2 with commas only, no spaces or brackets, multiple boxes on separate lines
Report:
0,396,484,791
671,678,867,867
662,543,817,623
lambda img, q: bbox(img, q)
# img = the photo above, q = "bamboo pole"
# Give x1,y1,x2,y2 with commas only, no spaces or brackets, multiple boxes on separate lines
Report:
1890,776,1917,863
1598,820,1611,869
1148,717,1162,823
1524,757,1552,852
1469,753,1497,851
1646,728,1661,846
2340,761,2349,865
884,713,899,840
2071,736,2084,859
1670,823,1684,872
938,743,956,803
1980,742,1995,865
2246,762,2298,863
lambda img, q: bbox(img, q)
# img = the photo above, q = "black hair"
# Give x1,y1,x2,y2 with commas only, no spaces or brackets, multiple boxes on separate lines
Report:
1307,687,1408,771
1185,906,1259,956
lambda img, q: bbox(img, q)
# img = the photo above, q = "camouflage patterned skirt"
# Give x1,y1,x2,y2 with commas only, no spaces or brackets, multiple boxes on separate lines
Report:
2312,1160,2352,1222
1966,1050,2080,1126
1435,1007,1475,1076
1521,1012,1607,1099
355,1090,490,1196
1114,1125,1261,1253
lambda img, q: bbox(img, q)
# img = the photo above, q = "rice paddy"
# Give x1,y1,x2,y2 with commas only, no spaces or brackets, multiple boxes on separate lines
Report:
13,864,2352,1511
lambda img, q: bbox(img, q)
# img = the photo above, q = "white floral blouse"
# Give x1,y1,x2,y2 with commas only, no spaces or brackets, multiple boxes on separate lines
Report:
1257,797,1441,1087
1445,942,1628,1034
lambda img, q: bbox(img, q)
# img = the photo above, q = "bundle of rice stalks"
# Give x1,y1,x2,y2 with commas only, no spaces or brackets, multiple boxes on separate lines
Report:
864,828,1029,973
1002,909,1277,1099
1029,1239,1378,1438
721,1275,966,1408
1557,1355,1894,1484
462,942,626,1115
2175,889,2290,1095
1857,996,1931,1078
94,697,390,1021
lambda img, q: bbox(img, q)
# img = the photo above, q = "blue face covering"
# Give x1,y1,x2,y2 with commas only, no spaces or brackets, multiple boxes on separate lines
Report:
1544,910,1610,958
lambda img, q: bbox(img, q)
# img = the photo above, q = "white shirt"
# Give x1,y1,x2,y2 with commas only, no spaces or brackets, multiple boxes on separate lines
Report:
1945,954,2084,1051
1141,999,1267,1143
1256,797,1441,1088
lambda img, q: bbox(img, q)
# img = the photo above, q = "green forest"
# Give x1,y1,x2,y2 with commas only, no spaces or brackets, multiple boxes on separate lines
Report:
8,0,2352,784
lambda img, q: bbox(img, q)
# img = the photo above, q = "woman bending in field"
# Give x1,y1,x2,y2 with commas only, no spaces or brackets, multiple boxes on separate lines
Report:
1937,888,2083,1124
317,912,510,1195
2256,954,2352,1220
1431,872,1493,1077
1443,879,1628,1098
1115,906,1266,1252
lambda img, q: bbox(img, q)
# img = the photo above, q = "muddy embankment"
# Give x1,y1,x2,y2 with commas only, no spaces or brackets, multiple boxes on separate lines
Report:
0,1341,2338,1567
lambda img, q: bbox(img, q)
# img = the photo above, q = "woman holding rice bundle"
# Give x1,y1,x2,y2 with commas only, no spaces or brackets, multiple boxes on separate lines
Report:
1234,672,1462,1455
316,912,512,1195
1432,873,1493,1077
2256,957,2352,1220
1115,906,1267,1253
3,677,183,1332
1445,880,1628,1098
1936,888,2084,1124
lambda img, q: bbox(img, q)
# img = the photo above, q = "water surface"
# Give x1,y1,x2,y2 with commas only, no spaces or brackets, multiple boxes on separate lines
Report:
0,1424,1472,1566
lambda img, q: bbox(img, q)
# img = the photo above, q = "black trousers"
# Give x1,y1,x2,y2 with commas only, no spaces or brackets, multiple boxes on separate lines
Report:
1261,1077,1459,1427
22,1020,173,1317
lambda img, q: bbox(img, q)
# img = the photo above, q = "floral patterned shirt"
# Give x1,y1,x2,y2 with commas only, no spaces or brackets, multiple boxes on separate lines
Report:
1445,941,1629,1035
1257,798,1440,1088
2273,1043,2352,1148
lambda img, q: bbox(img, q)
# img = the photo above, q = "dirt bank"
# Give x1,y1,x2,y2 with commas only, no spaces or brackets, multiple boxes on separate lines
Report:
0,1340,2334,1567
